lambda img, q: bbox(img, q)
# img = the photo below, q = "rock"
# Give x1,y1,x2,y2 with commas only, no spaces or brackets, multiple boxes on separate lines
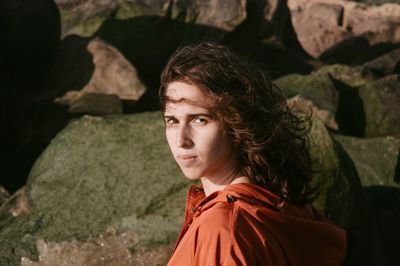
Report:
0,112,187,265
289,2,350,58
20,232,172,266
67,92,123,115
359,75,400,137
345,3,400,45
0,186,10,207
169,0,246,32
307,117,361,223
0,187,31,218
59,38,146,102
288,0,400,61
56,0,245,38
56,0,168,38
274,64,367,131
274,71,339,115
361,48,400,79
334,135,400,187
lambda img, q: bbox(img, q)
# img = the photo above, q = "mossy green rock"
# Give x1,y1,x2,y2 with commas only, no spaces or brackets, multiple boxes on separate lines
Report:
57,0,167,38
27,113,187,243
0,112,188,265
274,64,367,114
308,118,361,222
334,135,400,187
359,75,400,137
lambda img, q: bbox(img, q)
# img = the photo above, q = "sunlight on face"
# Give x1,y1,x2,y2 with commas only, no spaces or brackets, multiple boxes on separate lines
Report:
164,81,239,182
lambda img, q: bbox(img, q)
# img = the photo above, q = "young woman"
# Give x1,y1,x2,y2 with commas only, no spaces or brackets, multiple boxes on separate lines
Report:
160,42,346,266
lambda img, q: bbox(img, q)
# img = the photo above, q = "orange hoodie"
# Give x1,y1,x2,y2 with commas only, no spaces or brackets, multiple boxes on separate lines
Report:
167,183,346,266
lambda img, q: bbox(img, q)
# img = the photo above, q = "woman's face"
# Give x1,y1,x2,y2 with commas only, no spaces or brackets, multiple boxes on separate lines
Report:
164,81,239,182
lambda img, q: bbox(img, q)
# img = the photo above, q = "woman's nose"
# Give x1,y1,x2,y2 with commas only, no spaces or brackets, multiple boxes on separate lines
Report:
176,125,193,148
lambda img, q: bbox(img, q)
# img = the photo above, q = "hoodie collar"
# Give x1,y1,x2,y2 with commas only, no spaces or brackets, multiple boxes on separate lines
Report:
188,183,282,214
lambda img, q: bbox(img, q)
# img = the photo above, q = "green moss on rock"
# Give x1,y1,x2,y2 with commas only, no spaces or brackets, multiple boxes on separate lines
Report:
26,112,188,245
359,75,400,137
308,118,361,218
334,135,400,187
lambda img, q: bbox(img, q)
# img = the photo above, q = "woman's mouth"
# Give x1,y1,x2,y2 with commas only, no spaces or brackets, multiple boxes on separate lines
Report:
176,155,197,166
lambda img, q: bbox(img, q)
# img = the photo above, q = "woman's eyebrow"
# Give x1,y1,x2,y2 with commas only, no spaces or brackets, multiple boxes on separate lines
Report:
163,113,214,119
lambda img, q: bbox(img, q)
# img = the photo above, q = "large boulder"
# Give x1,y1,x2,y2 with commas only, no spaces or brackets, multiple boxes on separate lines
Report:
55,37,146,114
359,75,400,137
169,0,246,32
55,0,167,38
334,135,400,187
0,111,361,264
289,1,350,58
307,117,361,223
56,0,246,38
274,64,367,132
0,112,188,265
288,0,400,62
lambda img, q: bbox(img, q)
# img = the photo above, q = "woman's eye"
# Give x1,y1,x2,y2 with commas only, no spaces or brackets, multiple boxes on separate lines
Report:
165,118,177,126
193,117,208,124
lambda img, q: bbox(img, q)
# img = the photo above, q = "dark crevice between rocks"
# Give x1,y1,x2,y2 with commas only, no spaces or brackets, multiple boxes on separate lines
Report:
343,186,400,266
325,139,362,226
395,148,400,185
333,77,366,137
222,0,313,78
320,36,400,65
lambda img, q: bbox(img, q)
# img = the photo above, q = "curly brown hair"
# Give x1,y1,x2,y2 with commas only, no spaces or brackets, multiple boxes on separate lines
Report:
160,42,313,206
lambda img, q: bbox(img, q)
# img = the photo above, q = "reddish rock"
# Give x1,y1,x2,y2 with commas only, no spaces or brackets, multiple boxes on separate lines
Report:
289,0,400,59
55,37,146,112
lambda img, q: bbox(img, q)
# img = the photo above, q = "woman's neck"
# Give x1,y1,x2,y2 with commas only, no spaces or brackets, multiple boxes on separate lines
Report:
200,175,251,196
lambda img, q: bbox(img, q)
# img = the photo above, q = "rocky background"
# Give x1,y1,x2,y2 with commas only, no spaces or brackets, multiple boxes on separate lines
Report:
0,0,399,265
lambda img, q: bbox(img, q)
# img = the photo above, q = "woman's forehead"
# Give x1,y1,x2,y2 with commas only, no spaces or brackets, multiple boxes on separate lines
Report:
165,81,215,109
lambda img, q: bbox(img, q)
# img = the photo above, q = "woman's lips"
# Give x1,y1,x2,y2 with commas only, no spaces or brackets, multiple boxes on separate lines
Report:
176,155,197,166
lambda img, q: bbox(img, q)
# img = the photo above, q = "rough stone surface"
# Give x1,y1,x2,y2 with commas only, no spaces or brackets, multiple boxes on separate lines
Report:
307,117,361,222
56,0,168,38
290,2,349,58
334,135,400,187
84,38,146,101
56,0,245,38
20,231,173,266
0,186,10,208
289,0,400,59
170,0,246,32
56,92,123,115
0,112,188,265
274,64,367,129
0,187,32,218
274,71,339,115
359,75,400,137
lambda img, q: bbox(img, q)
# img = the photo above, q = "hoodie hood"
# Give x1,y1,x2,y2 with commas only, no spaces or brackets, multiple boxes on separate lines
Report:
187,183,347,266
